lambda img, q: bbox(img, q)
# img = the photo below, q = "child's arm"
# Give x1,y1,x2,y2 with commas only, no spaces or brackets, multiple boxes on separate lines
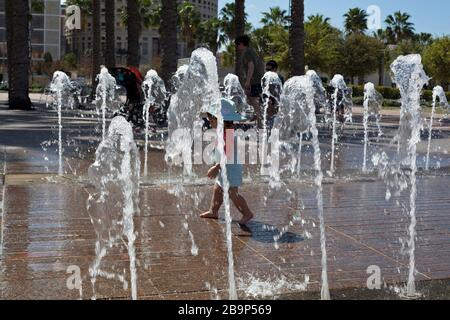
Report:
207,163,221,179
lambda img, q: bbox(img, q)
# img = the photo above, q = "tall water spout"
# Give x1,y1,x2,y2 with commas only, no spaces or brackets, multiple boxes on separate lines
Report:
49,71,74,175
391,54,429,297
426,86,449,170
261,72,283,175
87,116,140,300
223,73,248,115
329,75,352,174
95,66,117,141
363,82,383,172
165,48,237,299
142,70,167,177
271,71,330,299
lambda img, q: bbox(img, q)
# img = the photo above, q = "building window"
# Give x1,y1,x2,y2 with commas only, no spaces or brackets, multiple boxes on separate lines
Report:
46,31,60,45
31,30,45,44
31,45,44,59
46,16,60,30
142,42,149,56
31,15,44,29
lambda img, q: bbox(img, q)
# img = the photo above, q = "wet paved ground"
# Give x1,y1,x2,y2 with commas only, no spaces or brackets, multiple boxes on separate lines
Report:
1,97,450,299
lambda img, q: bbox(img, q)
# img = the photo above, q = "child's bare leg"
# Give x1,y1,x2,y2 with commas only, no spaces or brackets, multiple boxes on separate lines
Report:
229,187,254,224
200,183,223,219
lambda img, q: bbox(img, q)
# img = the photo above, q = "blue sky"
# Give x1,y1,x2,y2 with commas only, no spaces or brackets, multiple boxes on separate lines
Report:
218,0,450,36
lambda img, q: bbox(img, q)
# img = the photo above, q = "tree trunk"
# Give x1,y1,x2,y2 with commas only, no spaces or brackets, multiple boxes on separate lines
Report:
378,53,384,86
5,0,31,110
127,0,141,67
105,0,116,69
234,0,245,78
160,0,178,85
187,36,196,56
91,0,101,97
289,0,305,76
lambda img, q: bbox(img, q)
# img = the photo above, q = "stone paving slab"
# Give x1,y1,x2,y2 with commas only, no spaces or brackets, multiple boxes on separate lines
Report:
0,174,449,299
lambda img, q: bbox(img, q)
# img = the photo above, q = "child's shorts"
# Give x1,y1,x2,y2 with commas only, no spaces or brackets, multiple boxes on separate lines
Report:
216,164,243,188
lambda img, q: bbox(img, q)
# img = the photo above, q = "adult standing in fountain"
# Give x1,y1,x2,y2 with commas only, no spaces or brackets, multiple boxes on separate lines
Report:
235,35,265,128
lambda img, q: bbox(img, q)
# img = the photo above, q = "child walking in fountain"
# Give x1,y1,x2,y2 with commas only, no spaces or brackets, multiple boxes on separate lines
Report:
200,98,254,225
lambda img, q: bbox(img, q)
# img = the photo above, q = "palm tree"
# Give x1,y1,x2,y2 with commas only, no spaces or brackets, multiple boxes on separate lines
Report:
373,28,388,86
105,0,116,69
119,0,160,31
179,2,201,55
343,8,368,34
304,14,342,75
199,17,225,55
91,0,100,96
260,6,289,28
219,2,251,42
385,11,415,43
252,27,271,58
289,0,305,76
307,14,330,25
160,0,178,85
234,0,245,77
127,0,141,67
5,0,32,109
220,2,237,41
414,32,433,47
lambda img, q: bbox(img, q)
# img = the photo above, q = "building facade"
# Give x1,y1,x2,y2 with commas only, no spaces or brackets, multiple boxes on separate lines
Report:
0,0,62,63
64,0,218,67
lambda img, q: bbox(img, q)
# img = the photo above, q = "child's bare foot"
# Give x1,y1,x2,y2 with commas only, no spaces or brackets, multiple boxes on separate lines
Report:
200,211,219,219
239,212,254,225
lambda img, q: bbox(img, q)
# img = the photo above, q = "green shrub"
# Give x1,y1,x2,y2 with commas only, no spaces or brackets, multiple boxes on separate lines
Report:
350,85,364,97
352,97,364,105
30,82,44,93
350,85,450,102
383,99,401,107
378,87,401,100
350,85,401,99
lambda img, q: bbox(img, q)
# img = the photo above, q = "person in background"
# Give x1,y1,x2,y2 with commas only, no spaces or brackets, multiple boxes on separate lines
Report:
235,35,265,128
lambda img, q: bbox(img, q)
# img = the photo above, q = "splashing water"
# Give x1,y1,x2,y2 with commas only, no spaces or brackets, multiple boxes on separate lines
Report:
297,133,303,175
223,73,249,115
166,48,237,299
261,72,283,175
238,274,309,298
389,54,429,297
166,49,219,176
426,86,449,170
170,65,189,93
329,75,352,174
95,66,117,141
363,82,383,172
87,116,140,300
142,70,167,177
271,71,330,299
49,71,74,175
165,64,201,262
